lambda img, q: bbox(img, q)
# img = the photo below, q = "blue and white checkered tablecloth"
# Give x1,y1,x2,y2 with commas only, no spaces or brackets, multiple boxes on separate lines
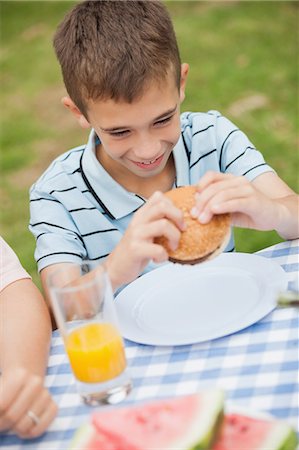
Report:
1,240,298,449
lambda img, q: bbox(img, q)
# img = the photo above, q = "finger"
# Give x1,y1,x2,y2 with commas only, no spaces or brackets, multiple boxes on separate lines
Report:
132,242,169,264
15,389,57,438
196,171,235,192
14,388,50,436
192,177,249,220
1,374,44,431
143,192,183,225
135,191,185,230
136,190,172,215
195,192,250,224
27,399,58,439
151,244,171,263
138,219,182,251
0,369,30,431
208,198,261,229
197,176,248,207
207,194,275,231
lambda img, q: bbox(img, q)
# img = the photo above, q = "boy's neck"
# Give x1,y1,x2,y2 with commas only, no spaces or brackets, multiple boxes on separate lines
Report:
96,145,175,199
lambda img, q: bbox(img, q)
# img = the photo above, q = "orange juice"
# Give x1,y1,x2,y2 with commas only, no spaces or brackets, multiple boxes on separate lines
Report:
65,322,126,383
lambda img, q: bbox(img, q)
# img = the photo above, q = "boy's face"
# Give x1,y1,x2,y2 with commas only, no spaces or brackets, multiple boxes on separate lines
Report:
67,65,188,182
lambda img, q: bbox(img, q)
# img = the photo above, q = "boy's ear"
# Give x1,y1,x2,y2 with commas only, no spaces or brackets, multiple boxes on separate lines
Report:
62,97,90,129
179,63,189,103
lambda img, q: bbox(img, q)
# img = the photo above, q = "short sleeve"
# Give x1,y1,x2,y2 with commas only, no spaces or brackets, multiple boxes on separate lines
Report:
213,112,275,181
0,237,31,292
29,185,87,272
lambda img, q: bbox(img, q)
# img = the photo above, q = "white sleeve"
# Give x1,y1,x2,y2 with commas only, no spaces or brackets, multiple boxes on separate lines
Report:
0,237,31,292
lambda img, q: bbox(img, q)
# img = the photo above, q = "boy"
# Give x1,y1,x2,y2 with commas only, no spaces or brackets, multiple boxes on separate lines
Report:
29,1,298,298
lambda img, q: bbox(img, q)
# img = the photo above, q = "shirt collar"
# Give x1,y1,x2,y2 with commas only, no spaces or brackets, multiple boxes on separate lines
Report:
81,128,190,220
173,134,191,187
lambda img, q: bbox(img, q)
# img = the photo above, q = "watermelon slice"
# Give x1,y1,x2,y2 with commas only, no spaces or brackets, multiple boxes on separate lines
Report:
212,413,298,450
69,394,298,450
69,389,224,450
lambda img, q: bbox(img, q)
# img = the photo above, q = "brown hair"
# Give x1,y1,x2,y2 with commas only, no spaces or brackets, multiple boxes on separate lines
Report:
53,0,181,118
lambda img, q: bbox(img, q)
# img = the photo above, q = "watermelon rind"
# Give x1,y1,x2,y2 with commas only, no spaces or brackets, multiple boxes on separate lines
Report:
261,420,298,450
166,390,225,450
68,424,94,450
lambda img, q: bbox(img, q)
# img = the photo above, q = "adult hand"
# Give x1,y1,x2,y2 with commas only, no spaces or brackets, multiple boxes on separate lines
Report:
0,367,58,439
191,171,282,231
105,190,185,290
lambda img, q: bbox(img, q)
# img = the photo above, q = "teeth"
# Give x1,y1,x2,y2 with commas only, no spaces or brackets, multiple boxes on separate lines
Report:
142,158,156,165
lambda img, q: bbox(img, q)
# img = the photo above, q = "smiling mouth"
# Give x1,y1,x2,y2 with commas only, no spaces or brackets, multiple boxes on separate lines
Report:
132,154,164,169
141,158,158,165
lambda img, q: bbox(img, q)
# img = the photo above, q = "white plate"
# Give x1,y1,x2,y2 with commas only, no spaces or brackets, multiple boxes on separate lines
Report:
115,253,287,346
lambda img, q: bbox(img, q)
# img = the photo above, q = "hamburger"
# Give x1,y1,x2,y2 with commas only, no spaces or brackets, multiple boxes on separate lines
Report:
155,186,231,264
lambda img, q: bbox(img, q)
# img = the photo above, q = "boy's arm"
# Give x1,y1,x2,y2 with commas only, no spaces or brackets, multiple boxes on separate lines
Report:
252,172,298,239
192,171,299,240
0,279,58,438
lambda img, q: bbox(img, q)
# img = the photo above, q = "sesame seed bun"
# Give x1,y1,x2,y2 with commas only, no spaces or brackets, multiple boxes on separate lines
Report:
155,186,231,264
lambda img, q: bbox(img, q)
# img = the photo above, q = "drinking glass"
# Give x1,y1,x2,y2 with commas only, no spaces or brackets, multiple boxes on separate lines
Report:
47,261,132,405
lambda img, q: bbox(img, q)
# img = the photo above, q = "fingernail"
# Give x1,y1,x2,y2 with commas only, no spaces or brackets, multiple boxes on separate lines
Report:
180,220,187,231
198,212,209,223
190,207,198,218
170,241,178,251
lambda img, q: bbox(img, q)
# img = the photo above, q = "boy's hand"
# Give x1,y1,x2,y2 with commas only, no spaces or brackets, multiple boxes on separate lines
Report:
105,191,185,290
191,171,283,231
0,367,58,439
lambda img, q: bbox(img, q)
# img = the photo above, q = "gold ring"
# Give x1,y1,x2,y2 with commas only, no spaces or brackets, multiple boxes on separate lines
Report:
27,410,40,426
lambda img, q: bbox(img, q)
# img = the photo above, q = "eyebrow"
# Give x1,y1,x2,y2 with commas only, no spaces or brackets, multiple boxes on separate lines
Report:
100,105,178,132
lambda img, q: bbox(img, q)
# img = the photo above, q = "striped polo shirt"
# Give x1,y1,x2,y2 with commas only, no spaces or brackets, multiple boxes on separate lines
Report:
29,110,273,276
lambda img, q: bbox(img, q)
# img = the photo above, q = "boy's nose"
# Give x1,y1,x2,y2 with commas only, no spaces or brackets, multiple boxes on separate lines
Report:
134,137,162,160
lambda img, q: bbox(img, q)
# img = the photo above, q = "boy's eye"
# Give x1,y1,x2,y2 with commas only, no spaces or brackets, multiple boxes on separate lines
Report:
154,116,173,126
107,115,173,137
109,130,130,138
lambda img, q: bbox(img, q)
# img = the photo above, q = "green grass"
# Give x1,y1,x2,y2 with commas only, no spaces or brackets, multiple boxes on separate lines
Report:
1,1,298,283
